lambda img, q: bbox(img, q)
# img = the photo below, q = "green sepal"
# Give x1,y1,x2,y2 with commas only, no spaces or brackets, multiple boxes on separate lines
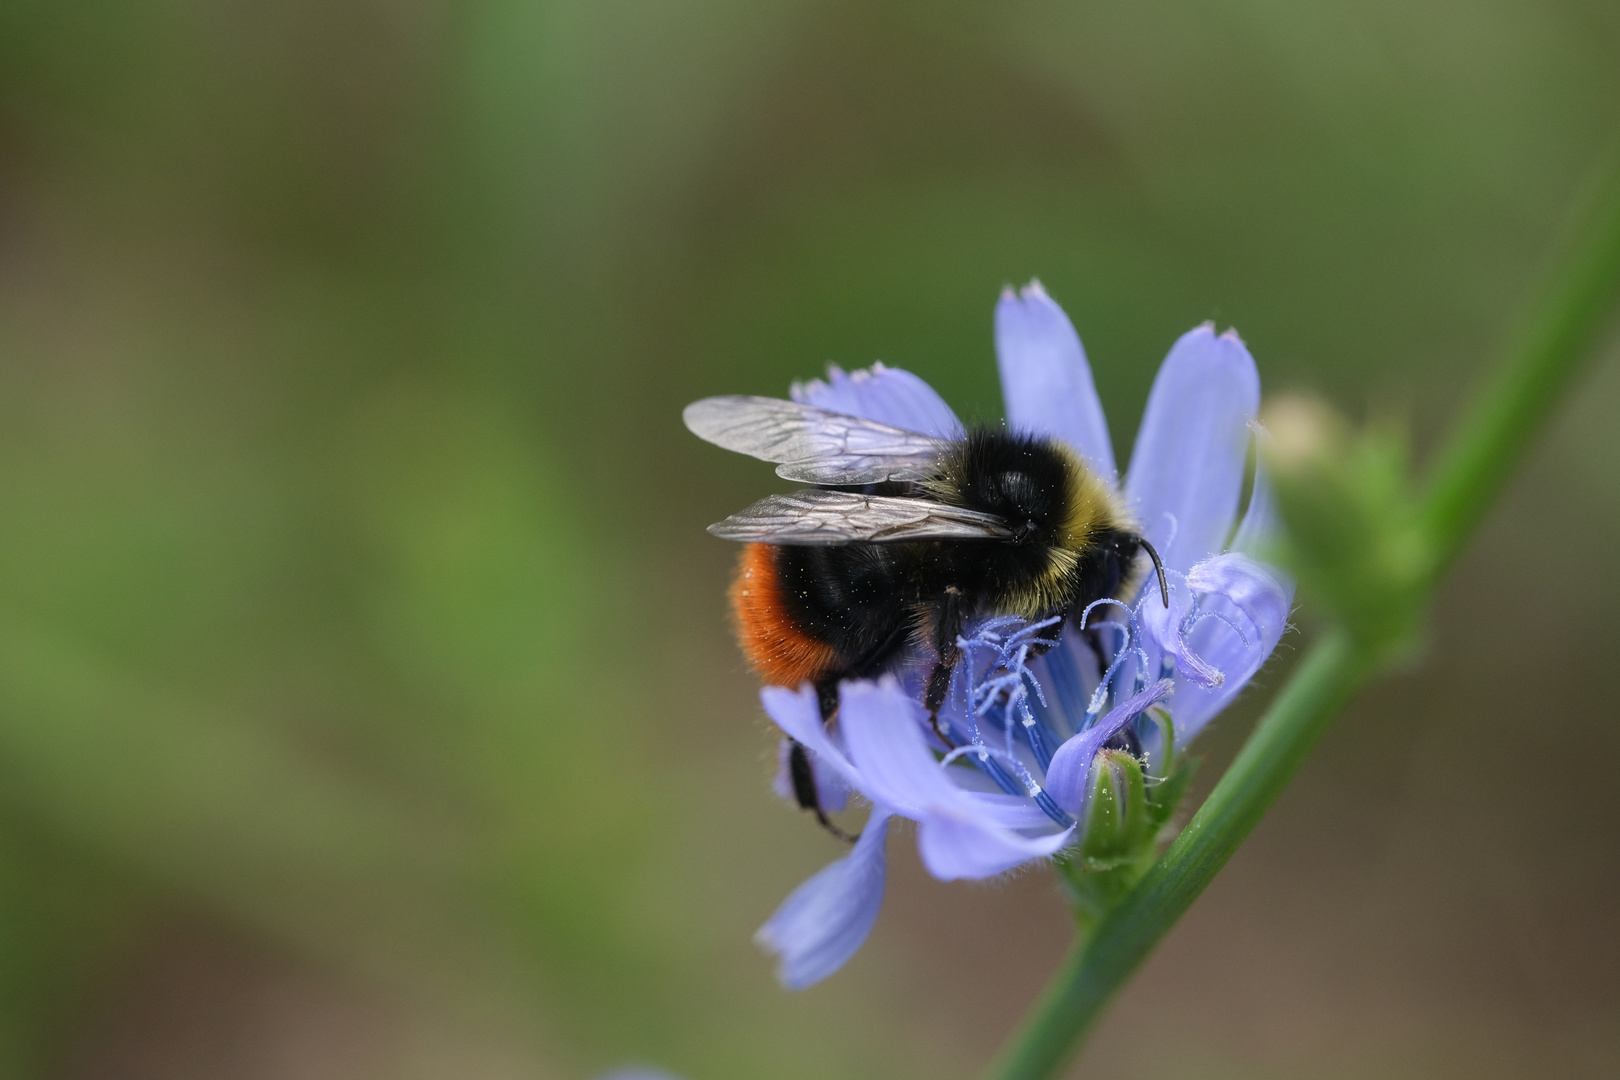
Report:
1136,706,1194,830
1080,749,1149,867
1146,752,1197,837
1140,706,1175,783
1058,750,1150,928
1055,722,1199,931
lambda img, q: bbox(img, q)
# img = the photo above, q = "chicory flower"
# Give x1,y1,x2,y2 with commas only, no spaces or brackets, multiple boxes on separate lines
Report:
756,283,1292,988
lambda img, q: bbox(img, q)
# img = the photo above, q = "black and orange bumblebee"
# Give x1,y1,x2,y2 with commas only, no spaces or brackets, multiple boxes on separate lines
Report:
685,394,1167,837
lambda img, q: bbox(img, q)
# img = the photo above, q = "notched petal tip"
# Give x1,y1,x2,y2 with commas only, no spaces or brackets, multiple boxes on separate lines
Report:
791,361,962,439
757,809,893,989
761,682,865,795
1124,323,1262,572
994,281,1117,479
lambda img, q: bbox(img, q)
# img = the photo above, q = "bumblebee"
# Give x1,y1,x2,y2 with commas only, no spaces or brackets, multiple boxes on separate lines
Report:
685,395,1166,837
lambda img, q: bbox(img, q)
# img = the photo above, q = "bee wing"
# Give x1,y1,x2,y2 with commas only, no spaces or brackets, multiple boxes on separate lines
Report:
683,395,943,485
708,490,1013,544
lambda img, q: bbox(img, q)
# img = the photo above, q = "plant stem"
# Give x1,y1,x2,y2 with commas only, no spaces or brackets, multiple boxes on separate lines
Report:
984,631,1367,1080
1420,152,1620,571
982,148,1620,1080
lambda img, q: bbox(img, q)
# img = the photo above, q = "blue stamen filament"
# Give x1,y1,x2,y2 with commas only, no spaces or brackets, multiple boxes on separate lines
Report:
942,616,1078,827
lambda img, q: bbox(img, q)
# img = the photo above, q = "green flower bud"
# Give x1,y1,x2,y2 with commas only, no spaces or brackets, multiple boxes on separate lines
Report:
1081,748,1151,870
1056,719,1198,927
1261,394,1432,659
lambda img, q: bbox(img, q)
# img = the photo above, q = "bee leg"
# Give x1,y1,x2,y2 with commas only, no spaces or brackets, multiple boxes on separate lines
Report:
1101,723,1144,762
922,586,965,749
1082,621,1113,676
787,739,858,845
923,667,959,748
816,680,840,723
1026,616,1064,658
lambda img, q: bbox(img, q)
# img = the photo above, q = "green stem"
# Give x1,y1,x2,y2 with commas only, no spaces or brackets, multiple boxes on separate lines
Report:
1420,151,1620,571
985,632,1368,1080
983,149,1620,1080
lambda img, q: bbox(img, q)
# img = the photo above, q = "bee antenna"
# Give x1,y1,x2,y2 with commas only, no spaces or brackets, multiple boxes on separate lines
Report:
1139,538,1170,608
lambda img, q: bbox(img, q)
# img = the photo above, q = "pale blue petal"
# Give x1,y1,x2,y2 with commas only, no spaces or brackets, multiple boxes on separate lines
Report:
1125,326,1260,573
837,678,1072,879
995,282,1117,480
1140,576,1223,690
1044,680,1174,814
835,677,960,815
1231,423,1280,559
760,684,865,795
1165,554,1293,745
596,1070,685,1080
792,362,963,439
756,808,893,990
773,737,850,814
918,810,1072,880
958,791,1061,831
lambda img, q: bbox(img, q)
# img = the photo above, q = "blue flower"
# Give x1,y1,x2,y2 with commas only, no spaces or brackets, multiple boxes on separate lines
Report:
755,283,1294,989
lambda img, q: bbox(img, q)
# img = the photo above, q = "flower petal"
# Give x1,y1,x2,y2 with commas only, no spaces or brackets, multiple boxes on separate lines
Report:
756,808,893,990
959,790,1062,831
1140,577,1224,690
1125,326,1260,573
760,684,863,792
1165,553,1293,743
792,362,962,439
773,737,850,814
838,677,1073,879
1231,424,1280,559
995,282,1117,480
917,809,1072,880
1044,680,1174,815
836,677,964,815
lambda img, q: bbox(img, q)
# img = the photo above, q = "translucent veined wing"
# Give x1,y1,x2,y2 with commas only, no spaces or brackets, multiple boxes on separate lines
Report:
683,395,944,485
708,490,1012,544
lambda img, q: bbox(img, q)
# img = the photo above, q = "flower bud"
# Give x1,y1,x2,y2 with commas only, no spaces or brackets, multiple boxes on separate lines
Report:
1057,745,1154,924
1260,394,1431,659
1080,748,1150,870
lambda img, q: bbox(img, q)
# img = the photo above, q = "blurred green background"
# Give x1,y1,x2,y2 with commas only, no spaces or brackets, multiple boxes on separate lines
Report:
0,1,1617,1077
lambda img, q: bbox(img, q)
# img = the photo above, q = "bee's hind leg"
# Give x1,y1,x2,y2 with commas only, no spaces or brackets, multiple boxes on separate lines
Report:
785,683,858,844
816,680,839,723
787,739,858,845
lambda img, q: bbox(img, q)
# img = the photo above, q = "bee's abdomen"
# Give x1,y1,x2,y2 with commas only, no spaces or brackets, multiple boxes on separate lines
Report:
729,543,911,687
